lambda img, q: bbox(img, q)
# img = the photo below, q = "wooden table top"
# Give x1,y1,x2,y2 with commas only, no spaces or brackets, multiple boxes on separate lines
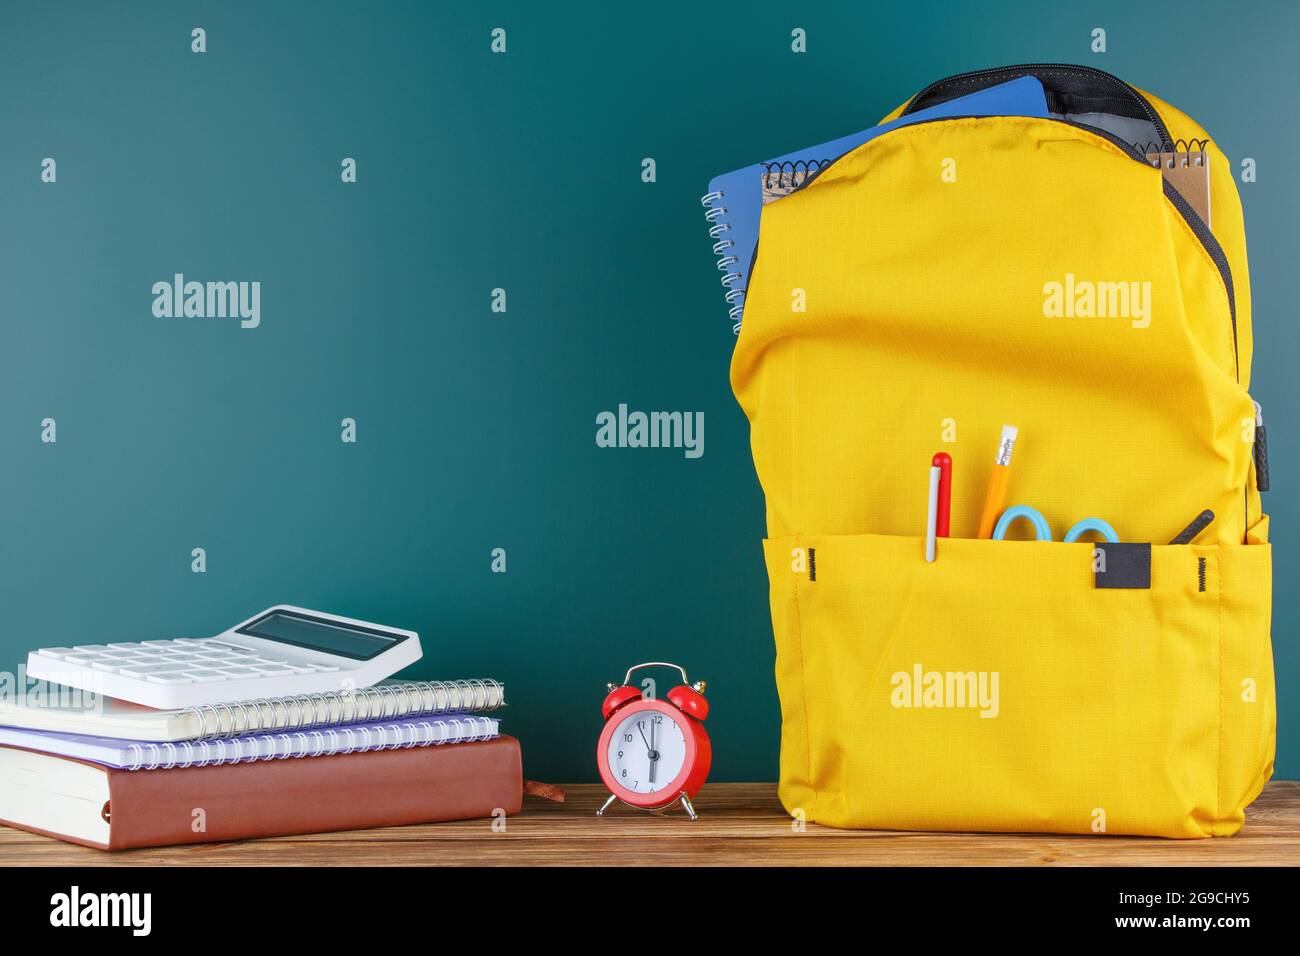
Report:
3,781,1297,866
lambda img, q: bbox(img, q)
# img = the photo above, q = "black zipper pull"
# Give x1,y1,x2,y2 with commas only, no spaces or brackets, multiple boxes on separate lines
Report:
1254,401,1269,492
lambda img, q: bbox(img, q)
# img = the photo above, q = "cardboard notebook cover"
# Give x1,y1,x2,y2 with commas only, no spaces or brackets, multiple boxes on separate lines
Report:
1,734,522,851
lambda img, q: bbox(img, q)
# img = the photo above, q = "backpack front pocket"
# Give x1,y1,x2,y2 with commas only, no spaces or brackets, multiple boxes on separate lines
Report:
762,532,1273,837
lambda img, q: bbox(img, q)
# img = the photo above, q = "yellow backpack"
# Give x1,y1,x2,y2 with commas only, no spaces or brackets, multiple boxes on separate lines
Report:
730,64,1274,838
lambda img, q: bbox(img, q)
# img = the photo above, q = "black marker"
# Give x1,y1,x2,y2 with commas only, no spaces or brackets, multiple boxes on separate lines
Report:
1169,509,1214,545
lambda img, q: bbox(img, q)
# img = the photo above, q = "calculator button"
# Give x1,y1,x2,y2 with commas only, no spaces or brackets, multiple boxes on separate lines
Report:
117,663,194,677
145,673,194,685
61,654,109,665
248,666,296,676
35,648,75,658
215,667,260,678
107,643,143,649
90,660,125,672
181,671,229,683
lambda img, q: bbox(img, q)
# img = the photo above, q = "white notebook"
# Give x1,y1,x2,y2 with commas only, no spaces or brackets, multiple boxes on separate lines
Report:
0,715,500,770
0,679,505,742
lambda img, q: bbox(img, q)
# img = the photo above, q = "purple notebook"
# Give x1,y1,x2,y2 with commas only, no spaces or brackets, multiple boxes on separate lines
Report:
0,714,499,769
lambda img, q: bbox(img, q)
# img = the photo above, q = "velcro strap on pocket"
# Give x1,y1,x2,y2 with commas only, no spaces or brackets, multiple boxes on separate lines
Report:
1094,542,1152,589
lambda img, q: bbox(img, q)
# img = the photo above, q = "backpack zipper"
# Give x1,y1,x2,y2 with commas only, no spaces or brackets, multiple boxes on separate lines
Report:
1159,175,1238,375
769,112,1238,383
1253,401,1269,492
899,67,1240,353
1057,119,1238,378
753,67,1236,382
901,63,1173,149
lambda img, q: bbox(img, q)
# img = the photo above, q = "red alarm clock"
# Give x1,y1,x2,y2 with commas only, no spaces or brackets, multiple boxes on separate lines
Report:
596,662,711,820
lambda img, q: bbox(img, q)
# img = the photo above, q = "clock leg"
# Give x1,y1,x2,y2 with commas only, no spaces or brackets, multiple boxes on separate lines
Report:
679,794,698,821
596,793,619,817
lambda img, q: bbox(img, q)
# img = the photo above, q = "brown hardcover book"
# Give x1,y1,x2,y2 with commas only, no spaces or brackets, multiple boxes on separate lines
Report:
0,735,521,850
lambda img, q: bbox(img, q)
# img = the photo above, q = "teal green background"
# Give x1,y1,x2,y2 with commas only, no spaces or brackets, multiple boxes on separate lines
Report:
0,0,1294,782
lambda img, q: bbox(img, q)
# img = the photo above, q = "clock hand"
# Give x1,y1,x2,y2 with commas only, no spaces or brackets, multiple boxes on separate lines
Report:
637,721,660,784
648,718,658,784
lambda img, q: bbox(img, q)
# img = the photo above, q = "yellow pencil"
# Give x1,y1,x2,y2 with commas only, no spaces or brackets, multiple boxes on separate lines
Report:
977,425,1019,538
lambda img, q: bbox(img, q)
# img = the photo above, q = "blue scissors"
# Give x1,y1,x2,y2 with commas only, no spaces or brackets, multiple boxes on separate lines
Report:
992,505,1118,543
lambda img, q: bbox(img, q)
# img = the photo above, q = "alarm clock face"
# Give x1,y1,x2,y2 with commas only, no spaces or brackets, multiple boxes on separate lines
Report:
605,705,688,797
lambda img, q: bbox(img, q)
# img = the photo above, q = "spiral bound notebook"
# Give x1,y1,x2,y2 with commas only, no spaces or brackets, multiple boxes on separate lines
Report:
0,678,505,742
702,76,1050,332
1145,139,1211,226
0,714,500,770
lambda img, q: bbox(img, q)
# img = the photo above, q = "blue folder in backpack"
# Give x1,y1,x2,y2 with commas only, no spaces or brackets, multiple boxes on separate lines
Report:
703,76,1050,332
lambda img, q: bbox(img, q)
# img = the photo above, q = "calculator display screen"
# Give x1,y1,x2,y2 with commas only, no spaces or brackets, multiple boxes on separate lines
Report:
236,611,405,661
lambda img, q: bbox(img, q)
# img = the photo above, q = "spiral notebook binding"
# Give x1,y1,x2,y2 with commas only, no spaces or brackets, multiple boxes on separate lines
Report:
1134,137,1213,225
702,190,745,333
122,716,499,771
1135,137,1210,163
183,679,505,739
761,158,829,191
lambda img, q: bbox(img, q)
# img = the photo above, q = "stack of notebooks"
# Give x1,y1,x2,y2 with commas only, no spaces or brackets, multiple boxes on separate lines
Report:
0,679,516,850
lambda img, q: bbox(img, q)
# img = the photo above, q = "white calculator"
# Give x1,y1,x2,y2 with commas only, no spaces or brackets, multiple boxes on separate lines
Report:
25,606,423,709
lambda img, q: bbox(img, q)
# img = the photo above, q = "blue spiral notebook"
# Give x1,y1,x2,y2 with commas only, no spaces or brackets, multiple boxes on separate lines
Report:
701,76,1050,332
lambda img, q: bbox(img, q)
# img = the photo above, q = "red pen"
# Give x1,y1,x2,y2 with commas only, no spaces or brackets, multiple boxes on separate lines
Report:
931,452,952,537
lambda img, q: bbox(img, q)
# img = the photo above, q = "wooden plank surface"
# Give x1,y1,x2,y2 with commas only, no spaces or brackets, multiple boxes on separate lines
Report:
1,781,1297,866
